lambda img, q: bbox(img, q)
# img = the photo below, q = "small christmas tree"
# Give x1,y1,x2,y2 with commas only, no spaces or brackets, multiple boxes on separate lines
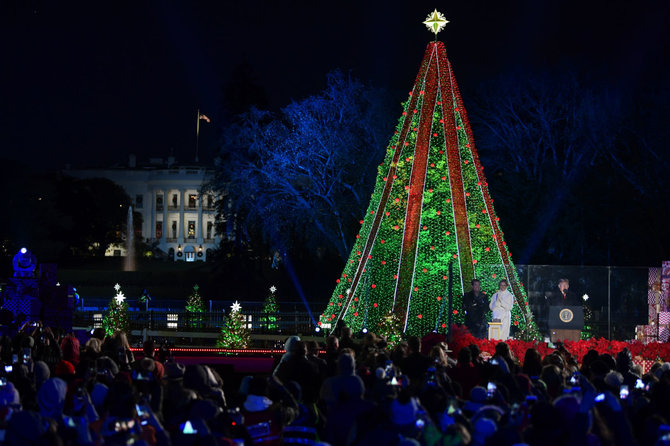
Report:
261,286,280,331
377,311,404,349
581,294,594,340
185,284,206,329
217,301,250,349
102,283,130,336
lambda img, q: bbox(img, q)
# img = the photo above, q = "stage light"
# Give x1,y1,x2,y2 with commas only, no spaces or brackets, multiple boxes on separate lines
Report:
20,247,27,254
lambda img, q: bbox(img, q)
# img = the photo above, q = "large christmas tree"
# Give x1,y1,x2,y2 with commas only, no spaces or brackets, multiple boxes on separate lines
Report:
320,11,539,339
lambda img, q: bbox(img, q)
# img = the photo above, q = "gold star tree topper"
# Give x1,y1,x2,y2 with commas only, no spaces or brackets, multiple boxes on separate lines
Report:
423,9,449,36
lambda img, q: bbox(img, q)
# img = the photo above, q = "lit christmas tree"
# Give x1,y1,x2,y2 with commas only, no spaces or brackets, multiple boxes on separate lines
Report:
581,294,594,340
320,10,539,339
185,284,206,329
261,286,280,331
217,301,251,349
102,283,130,336
377,311,404,348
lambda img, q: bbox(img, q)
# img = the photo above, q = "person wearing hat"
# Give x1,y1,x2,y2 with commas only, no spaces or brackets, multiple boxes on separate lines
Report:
162,362,198,426
274,340,320,404
241,375,298,446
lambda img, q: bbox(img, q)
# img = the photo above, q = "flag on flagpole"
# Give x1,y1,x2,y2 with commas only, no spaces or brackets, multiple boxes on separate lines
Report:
198,113,211,123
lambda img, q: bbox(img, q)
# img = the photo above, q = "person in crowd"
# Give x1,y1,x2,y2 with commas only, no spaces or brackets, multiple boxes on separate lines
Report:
320,351,365,412
274,340,320,404
489,279,515,340
0,318,664,446
400,336,432,387
60,334,80,367
305,339,328,381
462,279,489,338
339,326,359,355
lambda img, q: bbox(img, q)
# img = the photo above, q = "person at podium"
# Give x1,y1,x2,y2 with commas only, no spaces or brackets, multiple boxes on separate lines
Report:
489,280,514,340
549,278,578,307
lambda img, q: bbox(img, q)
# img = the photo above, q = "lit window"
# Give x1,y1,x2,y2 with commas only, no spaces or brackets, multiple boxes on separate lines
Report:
167,313,178,329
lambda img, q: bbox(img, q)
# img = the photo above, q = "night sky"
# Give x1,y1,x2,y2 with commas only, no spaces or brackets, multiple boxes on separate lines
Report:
1,0,669,169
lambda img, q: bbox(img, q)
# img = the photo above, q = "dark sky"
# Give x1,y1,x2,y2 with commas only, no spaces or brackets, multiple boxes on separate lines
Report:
1,0,669,169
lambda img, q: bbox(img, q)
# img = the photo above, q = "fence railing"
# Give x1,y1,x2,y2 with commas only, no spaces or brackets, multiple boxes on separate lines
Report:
73,309,316,334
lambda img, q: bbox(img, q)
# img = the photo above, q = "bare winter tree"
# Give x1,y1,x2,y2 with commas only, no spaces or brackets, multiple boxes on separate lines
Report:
209,71,394,259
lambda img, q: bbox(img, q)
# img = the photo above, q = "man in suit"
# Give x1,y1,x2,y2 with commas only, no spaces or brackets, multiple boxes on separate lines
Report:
549,278,578,307
462,279,488,338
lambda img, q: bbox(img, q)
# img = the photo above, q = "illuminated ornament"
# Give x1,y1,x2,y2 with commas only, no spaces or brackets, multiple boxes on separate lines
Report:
582,294,590,301
422,9,449,35
269,285,277,294
231,301,242,313
114,291,126,305
114,283,121,292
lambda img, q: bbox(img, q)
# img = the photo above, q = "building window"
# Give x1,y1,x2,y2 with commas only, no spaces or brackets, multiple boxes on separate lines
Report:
155,221,162,239
188,194,197,209
187,221,196,239
135,194,143,209
206,221,213,239
167,313,179,329
156,194,163,211
207,195,214,209
172,194,178,208
171,221,177,239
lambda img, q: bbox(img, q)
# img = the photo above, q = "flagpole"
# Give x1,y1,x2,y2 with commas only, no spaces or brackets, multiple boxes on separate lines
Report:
195,108,200,163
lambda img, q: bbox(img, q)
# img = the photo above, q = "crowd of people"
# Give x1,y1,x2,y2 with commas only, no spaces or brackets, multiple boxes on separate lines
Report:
0,321,669,445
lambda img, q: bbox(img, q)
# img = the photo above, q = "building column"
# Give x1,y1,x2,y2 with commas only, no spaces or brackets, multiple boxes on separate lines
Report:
197,194,204,244
162,190,168,245
150,189,156,239
179,189,185,242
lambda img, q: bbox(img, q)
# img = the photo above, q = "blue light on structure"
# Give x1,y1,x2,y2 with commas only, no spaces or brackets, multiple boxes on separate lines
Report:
315,326,321,333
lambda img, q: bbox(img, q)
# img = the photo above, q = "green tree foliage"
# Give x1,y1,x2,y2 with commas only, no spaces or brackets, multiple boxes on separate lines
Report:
377,311,403,349
216,304,250,349
261,289,279,331
185,284,206,329
102,284,129,336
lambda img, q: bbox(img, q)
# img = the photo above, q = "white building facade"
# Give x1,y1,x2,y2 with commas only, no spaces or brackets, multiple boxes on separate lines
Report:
67,157,223,262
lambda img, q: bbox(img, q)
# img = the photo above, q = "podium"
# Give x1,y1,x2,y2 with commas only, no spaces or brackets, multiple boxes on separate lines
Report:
488,321,503,341
548,306,583,342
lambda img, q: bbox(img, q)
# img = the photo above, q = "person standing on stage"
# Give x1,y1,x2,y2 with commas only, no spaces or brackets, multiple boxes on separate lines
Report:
549,278,577,306
489,280,514,340
462,279,488,338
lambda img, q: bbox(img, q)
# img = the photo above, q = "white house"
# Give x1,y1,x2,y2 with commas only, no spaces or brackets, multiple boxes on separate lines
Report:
66,155,226,262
